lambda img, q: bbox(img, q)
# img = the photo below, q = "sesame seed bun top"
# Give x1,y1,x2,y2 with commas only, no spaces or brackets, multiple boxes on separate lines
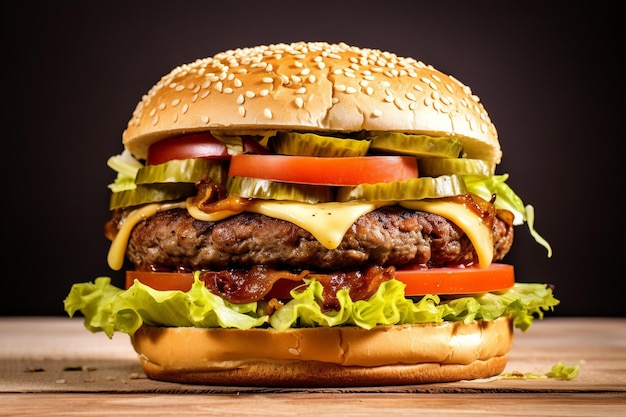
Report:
122,41,501,165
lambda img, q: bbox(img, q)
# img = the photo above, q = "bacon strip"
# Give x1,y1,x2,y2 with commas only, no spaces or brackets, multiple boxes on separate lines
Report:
199,265,395,309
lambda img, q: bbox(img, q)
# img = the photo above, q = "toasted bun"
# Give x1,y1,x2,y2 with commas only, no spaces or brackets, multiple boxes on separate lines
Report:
123,41,500,165
130,316,512,387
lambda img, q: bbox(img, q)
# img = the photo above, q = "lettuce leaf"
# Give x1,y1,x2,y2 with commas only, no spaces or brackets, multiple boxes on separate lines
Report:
64,274,559,338
464,174,553,257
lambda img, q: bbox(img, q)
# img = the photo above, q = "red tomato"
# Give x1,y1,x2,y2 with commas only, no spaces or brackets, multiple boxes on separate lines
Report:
228,155,418,186
393,263,515,295
147,133,230,165
125,264,514,298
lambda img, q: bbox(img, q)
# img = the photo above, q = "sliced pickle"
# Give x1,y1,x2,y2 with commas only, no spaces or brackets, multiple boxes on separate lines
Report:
109,183,196,210
337,175,466,202
135,158,228,185
272,132,370,157
419,157,495,177
227,176,334,204
369,133,462,158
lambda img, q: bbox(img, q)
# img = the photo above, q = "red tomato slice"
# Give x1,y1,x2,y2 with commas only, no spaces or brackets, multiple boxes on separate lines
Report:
126,264,514,298
228,154,418,186
147,133,230,165
393,263,515,295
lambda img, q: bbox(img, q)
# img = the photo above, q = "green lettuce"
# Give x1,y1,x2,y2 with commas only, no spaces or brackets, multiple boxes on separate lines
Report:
64,273,559,338
464,174,553,257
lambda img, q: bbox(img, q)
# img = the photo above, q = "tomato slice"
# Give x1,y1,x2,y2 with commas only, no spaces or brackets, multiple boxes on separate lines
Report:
228,154,418,186
126,264,514,298
147,133,230,165
394,263,515,295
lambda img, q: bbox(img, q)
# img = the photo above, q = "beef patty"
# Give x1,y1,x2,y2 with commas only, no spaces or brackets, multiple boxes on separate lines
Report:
122,206,513,273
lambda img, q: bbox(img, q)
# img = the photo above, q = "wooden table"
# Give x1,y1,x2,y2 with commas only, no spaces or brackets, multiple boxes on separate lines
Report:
1,317,624,416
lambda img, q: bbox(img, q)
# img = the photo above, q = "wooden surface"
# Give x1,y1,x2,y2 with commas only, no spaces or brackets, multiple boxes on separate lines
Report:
1,316,625,416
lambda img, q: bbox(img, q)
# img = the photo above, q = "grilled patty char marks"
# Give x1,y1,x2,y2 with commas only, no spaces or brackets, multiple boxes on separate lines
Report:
122,206,513,273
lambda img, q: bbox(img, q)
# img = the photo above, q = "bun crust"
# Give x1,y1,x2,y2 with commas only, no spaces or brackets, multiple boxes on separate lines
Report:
131,317,513,387
123,42,500,165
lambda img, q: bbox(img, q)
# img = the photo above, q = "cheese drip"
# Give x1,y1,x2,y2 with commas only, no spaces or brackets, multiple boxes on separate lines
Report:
107,199,492,271
400,200,493,268
107,202,186,271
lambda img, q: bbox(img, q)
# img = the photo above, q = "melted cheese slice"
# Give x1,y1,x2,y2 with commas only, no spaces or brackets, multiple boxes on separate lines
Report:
107,202,186,271
108,199,492,271
188,200,384,249
400,200,493,268
251,201,382,249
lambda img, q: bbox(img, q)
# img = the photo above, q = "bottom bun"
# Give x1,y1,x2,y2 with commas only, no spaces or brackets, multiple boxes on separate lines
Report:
130,317,513,387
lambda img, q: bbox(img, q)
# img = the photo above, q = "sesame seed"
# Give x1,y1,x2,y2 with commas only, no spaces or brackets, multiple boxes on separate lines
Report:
372,109,383,117
182,104,189,114
262,77,273,83
260,89,269,96
296,87,306,94
223,87,233,94
263,108,273,119
201,115,210,124
238,106,246,117
295,97,304,108
245,91,256,98
236,94,244,104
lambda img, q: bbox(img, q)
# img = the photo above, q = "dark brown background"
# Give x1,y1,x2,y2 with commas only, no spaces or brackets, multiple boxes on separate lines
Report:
4,2,620,316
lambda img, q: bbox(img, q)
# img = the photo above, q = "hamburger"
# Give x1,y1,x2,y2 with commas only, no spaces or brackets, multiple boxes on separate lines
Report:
64,41,558,387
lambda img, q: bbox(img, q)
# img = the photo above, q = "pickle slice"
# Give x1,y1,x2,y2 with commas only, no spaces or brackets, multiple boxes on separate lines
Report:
109,183,196,210
337,175,466,202
369,133,462,158
272,132,370,157
135,158,228,185
227,176,334,204
419,157,494,177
